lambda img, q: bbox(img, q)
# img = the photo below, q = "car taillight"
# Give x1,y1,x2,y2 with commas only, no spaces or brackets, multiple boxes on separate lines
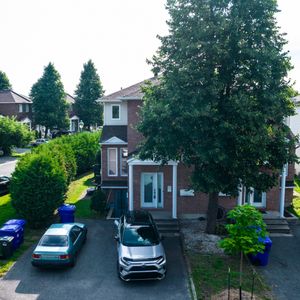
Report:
59,254,69,260
32,254,41,259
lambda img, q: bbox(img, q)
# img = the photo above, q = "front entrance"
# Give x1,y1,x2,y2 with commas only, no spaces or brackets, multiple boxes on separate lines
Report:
141,173,163,208
245,188,266,208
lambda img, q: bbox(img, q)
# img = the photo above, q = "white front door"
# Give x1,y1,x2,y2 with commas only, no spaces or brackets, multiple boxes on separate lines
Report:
141,173,163,208
245,188,266,208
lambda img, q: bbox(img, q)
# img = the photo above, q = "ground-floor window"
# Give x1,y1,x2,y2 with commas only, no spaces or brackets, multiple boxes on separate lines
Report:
141,173,163,208
245,188,266,208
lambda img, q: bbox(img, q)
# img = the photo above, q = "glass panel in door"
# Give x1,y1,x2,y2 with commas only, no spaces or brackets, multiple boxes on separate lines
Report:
143,174,154,206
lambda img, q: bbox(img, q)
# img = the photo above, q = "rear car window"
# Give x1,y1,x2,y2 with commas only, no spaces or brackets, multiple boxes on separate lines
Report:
39,235,68,247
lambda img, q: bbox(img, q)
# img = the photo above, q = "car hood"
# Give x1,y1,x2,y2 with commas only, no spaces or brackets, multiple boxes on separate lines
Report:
120,243,165,260
34,246,69,253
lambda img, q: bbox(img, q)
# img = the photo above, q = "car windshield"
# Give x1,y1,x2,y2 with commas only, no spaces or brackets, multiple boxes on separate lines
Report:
122,226,160,247
39,235,68,247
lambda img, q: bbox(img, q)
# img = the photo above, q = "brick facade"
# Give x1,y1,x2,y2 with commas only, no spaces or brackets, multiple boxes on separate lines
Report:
0,103,32,121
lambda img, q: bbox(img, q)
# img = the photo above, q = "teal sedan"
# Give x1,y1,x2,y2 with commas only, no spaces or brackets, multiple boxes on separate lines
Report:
31,223,87,267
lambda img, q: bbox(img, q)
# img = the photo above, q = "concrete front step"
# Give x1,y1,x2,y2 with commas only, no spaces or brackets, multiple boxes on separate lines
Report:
264,219,290,225
156,219,180,236
267,225,290,234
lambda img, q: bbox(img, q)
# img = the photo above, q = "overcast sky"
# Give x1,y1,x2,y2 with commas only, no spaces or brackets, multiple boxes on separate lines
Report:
0,0,299,96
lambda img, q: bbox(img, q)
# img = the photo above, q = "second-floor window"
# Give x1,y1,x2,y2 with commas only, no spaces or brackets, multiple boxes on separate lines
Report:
120,148,128,176
112,105,120,120
108,148,118,176
19,104,30,113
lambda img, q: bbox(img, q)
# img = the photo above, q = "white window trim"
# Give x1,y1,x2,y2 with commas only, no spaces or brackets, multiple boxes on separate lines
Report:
141,172,164,208
120,148,128,177
107,148,118,177
19,104,22,113
111,104,121,120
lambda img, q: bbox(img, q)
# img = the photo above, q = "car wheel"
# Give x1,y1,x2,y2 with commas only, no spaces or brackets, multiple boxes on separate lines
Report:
70,254,77,267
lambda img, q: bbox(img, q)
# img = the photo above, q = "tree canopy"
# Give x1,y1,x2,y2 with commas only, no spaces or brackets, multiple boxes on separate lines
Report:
0,70,12,91
137,0,297,233
0,116,33,155
74,60,104,129
30,63,68,135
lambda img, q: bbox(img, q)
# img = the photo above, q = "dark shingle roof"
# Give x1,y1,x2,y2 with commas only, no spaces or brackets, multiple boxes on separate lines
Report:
100,125,127,143
0,90,32,104
101,77,158,101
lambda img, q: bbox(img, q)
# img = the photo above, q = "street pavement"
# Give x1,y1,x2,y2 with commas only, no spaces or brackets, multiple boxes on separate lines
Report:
0,157,18,177
0,220,191,300
259,223,300,300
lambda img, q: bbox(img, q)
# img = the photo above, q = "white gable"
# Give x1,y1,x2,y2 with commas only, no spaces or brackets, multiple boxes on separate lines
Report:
101,136,127,145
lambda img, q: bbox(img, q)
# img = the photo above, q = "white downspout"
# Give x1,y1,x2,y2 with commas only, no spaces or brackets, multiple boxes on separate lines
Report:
129,164,133,211
172,164,177,219
237,185,243,206
279,164,288,218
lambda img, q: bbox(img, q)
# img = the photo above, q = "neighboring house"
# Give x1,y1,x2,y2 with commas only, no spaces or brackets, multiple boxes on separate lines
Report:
0,89,33,129
65,93,80,133
289,95,300,174
99,79,294,219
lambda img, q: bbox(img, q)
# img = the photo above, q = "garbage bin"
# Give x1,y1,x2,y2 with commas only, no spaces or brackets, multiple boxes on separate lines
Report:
249,236,272,266
0,236,14,258
4,219,26,244
0,224,23,250
58,204,76,223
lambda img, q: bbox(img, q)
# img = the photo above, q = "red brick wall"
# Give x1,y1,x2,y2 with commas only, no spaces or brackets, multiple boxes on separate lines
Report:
127,100,144,153
101,145,128,183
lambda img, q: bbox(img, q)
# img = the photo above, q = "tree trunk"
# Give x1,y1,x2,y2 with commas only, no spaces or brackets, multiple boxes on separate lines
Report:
239,251,243,300
205,192,219,234
44,126,48,138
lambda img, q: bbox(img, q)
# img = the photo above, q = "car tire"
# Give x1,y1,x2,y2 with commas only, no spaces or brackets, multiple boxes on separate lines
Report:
70,254,77,267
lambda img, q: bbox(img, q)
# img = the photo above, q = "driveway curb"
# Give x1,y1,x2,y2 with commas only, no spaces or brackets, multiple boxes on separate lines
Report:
179,226,197,300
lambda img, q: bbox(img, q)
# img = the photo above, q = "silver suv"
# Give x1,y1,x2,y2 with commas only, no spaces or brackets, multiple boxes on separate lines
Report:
114,210,167,281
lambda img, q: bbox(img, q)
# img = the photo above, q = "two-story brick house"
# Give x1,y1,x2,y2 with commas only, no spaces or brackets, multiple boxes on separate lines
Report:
100,79,294,219
0,89,33,129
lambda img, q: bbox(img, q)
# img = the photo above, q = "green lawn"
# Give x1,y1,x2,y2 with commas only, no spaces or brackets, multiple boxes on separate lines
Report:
0,194,16,225
65,172,104,219
189,253,271,299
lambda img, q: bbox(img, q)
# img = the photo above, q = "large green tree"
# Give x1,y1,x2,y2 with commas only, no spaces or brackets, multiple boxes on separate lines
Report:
0,116,33,155
137,0,297,233
0,70,12,91
74,60,104,129
30,63,68,136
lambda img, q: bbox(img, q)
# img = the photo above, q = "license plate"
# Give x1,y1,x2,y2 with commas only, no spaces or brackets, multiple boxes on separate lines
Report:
42,255,58,260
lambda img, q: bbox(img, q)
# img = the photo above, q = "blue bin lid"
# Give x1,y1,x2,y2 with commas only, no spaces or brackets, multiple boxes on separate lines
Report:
0,224,22,232
58,204,76,212
4,219,26,227
259,236,272,245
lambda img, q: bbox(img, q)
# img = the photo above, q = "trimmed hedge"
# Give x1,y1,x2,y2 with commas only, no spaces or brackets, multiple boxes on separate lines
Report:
10,152,67,228
10,131,101,228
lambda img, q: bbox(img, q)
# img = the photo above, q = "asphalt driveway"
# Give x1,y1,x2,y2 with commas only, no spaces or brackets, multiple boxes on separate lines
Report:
0,220,191,300
259,224,300,300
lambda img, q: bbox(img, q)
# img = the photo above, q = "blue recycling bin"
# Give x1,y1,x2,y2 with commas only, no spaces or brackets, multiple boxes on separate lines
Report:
249,236,272,266
4,219,26,243
0,224,23,250
58,204,76,223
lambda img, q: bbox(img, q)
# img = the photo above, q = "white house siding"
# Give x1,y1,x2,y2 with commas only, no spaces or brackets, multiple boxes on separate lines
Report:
103,101,128,126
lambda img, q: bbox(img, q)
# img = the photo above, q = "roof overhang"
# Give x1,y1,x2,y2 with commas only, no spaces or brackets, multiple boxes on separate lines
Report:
100,136,127,145
127,158,178,166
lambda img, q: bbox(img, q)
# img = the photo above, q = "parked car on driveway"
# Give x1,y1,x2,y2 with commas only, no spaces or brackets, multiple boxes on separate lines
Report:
30,138,49,147
31,223,87,268
114,210,167,281
0,175,10,195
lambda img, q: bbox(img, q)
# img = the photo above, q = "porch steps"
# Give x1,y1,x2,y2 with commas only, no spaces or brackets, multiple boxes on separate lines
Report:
155,219,180,237
264,218,291,235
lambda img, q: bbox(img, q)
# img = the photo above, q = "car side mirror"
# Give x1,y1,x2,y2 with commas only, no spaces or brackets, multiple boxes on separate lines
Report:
114,220,119,227
114,235,119,242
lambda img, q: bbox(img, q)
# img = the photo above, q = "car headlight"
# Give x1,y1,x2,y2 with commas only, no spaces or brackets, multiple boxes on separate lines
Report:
156,256,165,264
121,257,131,265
